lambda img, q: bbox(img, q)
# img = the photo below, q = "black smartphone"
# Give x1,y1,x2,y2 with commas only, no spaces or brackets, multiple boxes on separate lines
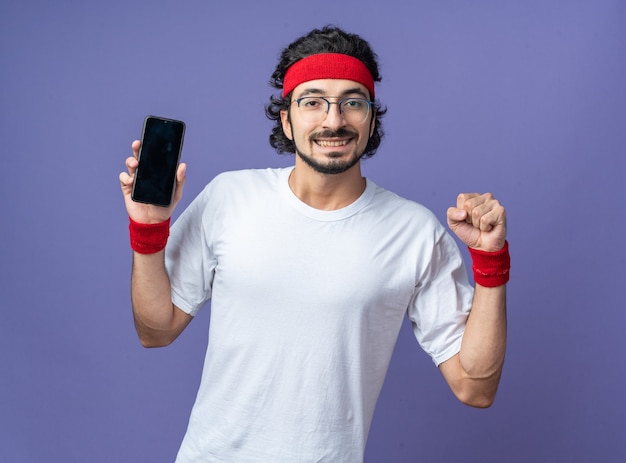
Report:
131,116,186,206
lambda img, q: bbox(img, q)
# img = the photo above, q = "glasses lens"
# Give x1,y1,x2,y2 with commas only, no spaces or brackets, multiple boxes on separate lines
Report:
340,98,370,124
296,97,370,124
296,98,325,123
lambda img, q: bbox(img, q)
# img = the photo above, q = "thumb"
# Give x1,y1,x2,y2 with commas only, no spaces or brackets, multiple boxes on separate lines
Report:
176,162,187,183
447,207,467,226
172,162,187,205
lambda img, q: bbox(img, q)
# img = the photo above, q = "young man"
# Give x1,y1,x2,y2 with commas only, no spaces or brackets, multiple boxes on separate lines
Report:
119,26,509,463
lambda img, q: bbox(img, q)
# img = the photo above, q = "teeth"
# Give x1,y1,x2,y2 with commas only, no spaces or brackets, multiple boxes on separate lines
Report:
316,140,349,147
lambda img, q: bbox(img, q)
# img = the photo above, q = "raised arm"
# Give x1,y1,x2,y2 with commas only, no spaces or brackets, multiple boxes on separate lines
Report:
119,140,192,347
439,193,509,408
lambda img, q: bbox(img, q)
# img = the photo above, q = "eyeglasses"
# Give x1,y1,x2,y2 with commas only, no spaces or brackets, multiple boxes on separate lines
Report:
292,97,373,124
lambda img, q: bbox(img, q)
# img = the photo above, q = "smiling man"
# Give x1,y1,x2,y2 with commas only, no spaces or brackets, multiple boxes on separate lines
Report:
282,76,375,209
119,25,510,463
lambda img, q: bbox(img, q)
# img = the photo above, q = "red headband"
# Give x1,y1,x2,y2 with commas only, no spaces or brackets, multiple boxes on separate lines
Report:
282,53,375,98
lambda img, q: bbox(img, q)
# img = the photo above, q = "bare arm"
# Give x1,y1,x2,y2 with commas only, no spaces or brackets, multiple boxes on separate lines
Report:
439,284,506,407
440,193,508,407
120,140,192,347
131,251,193,347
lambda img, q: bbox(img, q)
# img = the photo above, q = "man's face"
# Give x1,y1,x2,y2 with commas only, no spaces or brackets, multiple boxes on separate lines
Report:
280,79,376,175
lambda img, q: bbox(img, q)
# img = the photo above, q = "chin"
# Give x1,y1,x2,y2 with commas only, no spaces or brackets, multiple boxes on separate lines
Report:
297,150,362,175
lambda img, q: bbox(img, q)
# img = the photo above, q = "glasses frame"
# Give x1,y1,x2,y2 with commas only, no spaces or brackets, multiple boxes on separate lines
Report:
291,96,374,124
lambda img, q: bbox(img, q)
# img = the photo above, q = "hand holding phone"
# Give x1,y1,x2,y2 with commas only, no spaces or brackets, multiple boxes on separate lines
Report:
132,116,186,207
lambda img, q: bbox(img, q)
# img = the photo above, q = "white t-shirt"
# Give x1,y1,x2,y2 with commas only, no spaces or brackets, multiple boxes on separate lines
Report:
166,167,473,463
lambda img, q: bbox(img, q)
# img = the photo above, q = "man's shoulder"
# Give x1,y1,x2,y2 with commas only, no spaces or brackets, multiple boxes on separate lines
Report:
369,181,438,221
193,168,289,210
201,167,287,195
211,167,287,185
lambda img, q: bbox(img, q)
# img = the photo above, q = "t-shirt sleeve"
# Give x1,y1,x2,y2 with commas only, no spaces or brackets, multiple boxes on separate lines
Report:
165,183,219,316
407,230,474,366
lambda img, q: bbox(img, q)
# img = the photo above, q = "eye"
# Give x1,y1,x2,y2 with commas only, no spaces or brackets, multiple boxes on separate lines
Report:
301,98,323,108
342,98,364,110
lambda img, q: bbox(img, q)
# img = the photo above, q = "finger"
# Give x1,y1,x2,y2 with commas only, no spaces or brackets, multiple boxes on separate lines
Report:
463,192,493,212
456,192,480,210
172,163,187,204
457,193,482,224
119,171,133,190
446,206,467,225
125,155,138,172
131,139,141,157
480,203,506,232
459,193,493,225
469,201,492,229
176,162,187,183
472,200,506,231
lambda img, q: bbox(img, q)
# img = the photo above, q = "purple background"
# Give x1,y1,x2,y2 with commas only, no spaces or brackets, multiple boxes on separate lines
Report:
1,0,625,461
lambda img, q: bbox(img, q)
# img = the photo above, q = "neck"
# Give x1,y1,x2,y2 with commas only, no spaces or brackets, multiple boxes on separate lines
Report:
288,161,366,210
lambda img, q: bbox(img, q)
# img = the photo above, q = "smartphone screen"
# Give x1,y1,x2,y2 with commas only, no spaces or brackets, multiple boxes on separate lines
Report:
132,116,185,206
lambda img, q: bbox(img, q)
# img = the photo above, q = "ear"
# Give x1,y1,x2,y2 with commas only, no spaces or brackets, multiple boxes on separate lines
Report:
369,109,377,138
280,110,293,140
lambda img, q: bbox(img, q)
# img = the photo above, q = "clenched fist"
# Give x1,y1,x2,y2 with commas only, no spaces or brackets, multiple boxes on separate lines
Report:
447,193,507,252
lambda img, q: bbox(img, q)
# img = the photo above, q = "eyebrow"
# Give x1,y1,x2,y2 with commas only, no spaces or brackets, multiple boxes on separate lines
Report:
295,86,369,99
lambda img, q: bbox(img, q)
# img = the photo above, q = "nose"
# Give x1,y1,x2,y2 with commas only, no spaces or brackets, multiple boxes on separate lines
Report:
323,102,345,128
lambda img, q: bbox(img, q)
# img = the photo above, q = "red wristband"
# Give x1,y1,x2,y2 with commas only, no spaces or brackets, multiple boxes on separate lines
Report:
129,217,170,254
468,241,510,287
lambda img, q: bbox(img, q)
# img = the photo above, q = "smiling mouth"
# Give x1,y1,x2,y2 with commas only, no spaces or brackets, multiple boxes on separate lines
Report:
315,139,351,147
